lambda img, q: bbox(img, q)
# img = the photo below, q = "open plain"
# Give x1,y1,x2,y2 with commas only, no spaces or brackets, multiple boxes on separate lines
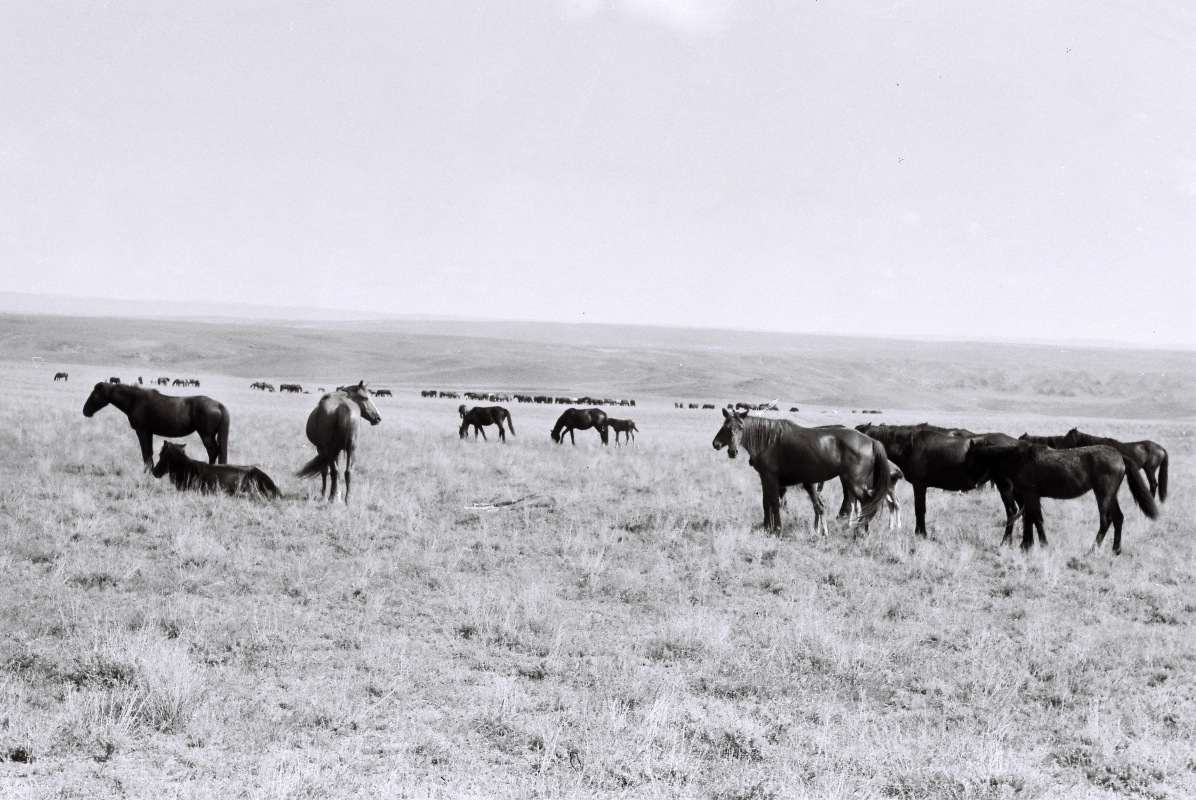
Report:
0,317,1194,799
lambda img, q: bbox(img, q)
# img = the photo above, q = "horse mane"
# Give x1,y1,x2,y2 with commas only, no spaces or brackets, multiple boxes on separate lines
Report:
1065,429,1106,447
160,445,201,486
741,416,799,454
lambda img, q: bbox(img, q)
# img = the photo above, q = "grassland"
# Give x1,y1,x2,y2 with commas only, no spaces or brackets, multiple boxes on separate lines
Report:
0,361,1193,799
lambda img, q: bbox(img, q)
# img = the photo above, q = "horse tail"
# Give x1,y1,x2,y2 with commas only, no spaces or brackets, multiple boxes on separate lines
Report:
297,452,335,479
218,408,230,464
1124,457,1159,520
855,441,891,528
505,410,515,436
1158,449,1168,502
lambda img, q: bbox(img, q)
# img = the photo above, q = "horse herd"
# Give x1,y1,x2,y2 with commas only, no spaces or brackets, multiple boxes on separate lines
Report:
74,379,1169,553
712,410,1168,554
424,389,636,407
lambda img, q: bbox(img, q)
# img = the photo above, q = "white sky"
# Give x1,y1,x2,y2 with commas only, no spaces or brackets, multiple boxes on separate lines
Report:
2,1,1193,346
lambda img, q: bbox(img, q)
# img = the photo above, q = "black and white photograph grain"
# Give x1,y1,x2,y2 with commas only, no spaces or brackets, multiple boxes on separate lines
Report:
1,2,1194,798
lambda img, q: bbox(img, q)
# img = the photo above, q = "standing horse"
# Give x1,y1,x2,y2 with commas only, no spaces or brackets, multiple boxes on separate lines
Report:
82,382,229,469
965,442,1158,554
607,418,638,445
858,424,1022,539
458,405,515,442
54,372,68,382
1061,429,1169,502
296,381,381,503
551,408,609,445
713,409,890,534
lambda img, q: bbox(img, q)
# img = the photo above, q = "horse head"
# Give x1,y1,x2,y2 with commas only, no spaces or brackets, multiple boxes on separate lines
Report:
340,381,382,425
82,382,112,417
459,405,469,419
712,407,748,458
151,441,187,478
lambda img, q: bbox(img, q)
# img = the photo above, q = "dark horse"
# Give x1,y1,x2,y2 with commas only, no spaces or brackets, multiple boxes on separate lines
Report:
296,382,381,502
152,442,280,498
857,423,1022,539
551,408,609,445
713,409,890,534
966,442,1158,554
607,418,638,445
1021,429,1169,502
459,405,515,442
83,382,229,469
54,372,68,381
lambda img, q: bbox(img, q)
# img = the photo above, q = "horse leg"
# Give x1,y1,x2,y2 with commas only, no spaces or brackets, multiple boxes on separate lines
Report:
479,426,487,441
836,476,853,519
200,432,220,465
1144,467,1158,498
1021,496,1040,550
912,483,928,536
343,447,353,504
998,482,1019,545
569,428,576,445
497,423,505,442
328,457,340,503
888,492,900,530
136,429,154,471
1094,488,1113,549
1110,496,1125,555
802,483,826,536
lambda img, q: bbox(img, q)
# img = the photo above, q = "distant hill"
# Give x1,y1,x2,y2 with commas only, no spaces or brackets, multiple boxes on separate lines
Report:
2,313,1193,419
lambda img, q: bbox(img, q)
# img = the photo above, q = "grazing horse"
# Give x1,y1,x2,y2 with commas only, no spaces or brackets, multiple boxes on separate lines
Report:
152,442,280,498
296,381,381,502
1061,429,1168,502
54,372,68,382
713,409,890,534
607,418,638,445
280,383,302,393
551,408,608,445
857,424,1022,539
157,377,170,386
82,382,229,469
965,442,1158,553
374,389,392,397
458,405,515,442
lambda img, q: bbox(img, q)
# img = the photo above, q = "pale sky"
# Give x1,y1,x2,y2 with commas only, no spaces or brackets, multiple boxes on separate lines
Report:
2,1,1193,345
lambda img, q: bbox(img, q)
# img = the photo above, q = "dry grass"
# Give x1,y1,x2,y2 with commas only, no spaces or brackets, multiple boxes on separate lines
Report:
0,365,1193,798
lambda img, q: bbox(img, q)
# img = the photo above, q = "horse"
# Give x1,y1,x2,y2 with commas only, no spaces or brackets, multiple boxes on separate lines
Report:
551,408,608,445
713,409,890,534
280,383,302,393
82,382,229,469
53,372,68,382
157,377,170,386
607,418,638,445
152,442,279,498
857,424,1021,539
965,442,1158,554
374,389,392,397
109,377,121,384
1061,429,1168,502
296,382,381,502
458,405,515,442
810,461,905,531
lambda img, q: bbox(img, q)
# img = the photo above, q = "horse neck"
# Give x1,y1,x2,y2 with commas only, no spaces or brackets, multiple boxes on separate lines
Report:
106,384,140,414
740,418,780,459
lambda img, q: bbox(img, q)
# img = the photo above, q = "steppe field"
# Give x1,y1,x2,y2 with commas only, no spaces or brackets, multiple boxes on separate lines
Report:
0,321,1194,799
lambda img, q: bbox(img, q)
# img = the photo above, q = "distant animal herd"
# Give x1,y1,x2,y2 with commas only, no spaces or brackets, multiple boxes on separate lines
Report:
65,374,1169,554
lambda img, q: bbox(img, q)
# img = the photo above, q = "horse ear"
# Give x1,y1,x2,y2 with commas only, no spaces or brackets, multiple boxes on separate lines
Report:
722,407,731,419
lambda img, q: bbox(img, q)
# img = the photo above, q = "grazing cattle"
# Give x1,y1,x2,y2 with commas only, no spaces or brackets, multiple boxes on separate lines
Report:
1021,429,1169,502
713,409,890,534
157,377,170,386
373,389,392,397
53,372,68,381
280,383,303,393
83,382,230,469
458,405,515,442
966,442,1158,554
607,418,637,445
152,442,279,498
297,382,381,503
551,408,608,445
855,423,1021,539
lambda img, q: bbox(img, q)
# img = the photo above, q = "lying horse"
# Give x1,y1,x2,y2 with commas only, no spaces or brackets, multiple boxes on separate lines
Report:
297,382,381,502
152,442,280,498
607,418,638,445
966,442,1158,553
459,405,515,442
714,409,890,534
551,408,608,445
83,382,229,469
858,423,1021,539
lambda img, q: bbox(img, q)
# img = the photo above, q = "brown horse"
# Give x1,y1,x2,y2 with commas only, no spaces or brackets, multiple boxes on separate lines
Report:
713,410,890,534
551,408,609,445
458,405,515,442
296,382,381,502
965,442,1158,554
152,442,280,498
83,382,229,469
